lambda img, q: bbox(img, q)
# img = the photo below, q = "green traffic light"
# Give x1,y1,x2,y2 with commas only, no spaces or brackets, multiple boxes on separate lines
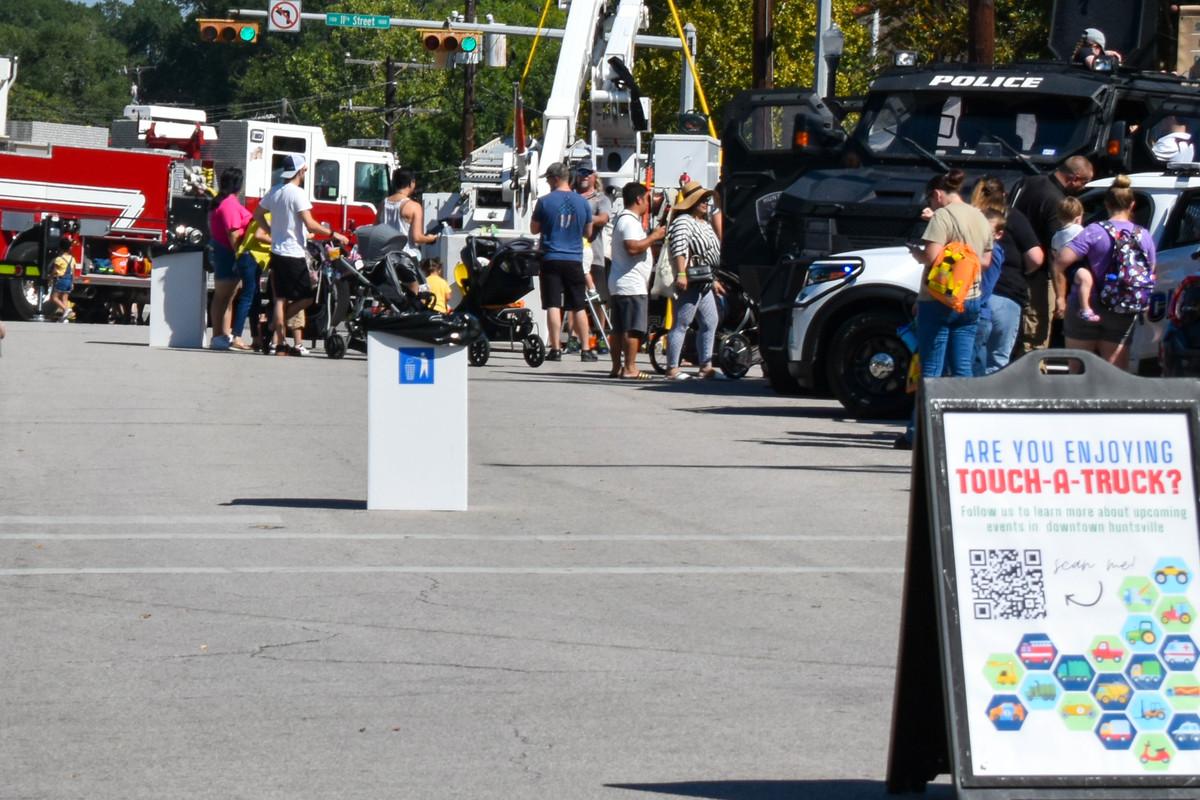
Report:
460,35,477,53
239,25,256,42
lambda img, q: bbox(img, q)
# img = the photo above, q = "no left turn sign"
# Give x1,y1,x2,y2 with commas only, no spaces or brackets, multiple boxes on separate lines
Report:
268,0,301,33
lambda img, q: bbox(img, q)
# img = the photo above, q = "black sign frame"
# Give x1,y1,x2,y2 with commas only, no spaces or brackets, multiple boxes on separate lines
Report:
888,351,1200,799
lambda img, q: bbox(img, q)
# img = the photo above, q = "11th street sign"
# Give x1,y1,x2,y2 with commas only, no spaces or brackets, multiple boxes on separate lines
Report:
326,12,391,29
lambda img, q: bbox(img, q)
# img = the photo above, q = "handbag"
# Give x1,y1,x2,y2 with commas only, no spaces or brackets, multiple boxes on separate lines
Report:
650,236,675,299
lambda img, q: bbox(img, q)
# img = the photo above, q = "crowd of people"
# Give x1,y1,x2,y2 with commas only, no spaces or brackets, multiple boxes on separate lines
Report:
528,162,729,379
895,155,1157,449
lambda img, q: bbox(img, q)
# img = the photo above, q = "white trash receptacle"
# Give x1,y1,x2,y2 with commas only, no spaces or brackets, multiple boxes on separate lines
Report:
149,251,206,349
367,330,468,511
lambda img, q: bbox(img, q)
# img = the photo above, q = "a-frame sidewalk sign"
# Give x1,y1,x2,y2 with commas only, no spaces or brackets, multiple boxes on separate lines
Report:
888,350,1200,799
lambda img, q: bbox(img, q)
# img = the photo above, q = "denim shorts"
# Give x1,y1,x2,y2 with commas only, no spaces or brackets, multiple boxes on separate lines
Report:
210,246,241,281
53,276,73,293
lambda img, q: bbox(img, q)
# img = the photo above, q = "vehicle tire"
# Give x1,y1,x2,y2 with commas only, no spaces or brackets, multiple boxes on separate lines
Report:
825,311,913,419
2,242,48,320
325,334,347,360
1183,613,1192,624
1156,572,1168,585
523,335,546,368
717,332,754,379
647,331,667,374
759,311,803,395
468,336,490,367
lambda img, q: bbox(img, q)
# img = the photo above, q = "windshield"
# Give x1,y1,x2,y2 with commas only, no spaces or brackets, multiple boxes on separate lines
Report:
856,91,1095,164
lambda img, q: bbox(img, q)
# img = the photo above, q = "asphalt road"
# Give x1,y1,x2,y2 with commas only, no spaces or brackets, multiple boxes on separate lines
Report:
0,322,941,800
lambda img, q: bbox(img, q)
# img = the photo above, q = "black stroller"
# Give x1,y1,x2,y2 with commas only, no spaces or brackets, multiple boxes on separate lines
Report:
324,224,480,356
645,268,761,378
455,235,546,367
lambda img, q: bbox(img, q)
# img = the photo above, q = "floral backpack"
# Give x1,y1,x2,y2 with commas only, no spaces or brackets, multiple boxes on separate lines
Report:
1097,222,1154,314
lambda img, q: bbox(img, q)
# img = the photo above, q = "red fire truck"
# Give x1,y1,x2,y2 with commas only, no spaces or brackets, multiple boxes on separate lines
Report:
1,87,396,321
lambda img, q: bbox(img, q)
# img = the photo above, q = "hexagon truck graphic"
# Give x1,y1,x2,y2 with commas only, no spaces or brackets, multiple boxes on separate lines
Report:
1060,692,1099,732
1120,576,1159,613
1095,713,1136,750
1126,653,1167,690
1131,691,1172,732
1168,713,1200,750
983,653,1024,690
1157,596,1195,633
1165,674,1200,711
1090,635,1126,670
1135,732,1176,771
1123,615,1163,653
986,695,1028,731
1093,675,1134,711
1161,635,1199,671
1153,558,1191,588
1055,655,1096,691
1021,673,1059,710
1016,633,1057,670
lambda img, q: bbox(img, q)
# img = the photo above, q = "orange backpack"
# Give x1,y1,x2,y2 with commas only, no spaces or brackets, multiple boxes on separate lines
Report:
926,241,981,313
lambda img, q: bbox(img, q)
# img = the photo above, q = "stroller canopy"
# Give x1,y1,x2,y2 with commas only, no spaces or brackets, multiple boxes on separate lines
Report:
356,224,409,264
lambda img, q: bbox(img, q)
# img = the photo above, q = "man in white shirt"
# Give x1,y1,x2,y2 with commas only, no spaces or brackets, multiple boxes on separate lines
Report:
1153,116,1195,164
253,154,347,356
608,181,665,378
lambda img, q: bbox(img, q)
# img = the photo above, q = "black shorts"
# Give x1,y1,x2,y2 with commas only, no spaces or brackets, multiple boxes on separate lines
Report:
610,294,648,336
1063,293,1137,345
540,259,587,311
269,254,313,301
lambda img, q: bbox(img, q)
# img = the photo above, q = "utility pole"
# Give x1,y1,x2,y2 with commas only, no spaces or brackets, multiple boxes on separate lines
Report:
462,0,478,159
384,57,398,151
751,0,773,89
968,0,995,65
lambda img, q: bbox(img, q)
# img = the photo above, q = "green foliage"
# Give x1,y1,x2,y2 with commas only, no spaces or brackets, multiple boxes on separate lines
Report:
4,0,1049,182
0,0,131,124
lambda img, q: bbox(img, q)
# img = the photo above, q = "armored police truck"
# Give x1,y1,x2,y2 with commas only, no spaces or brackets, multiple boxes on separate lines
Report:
722,61,1200,416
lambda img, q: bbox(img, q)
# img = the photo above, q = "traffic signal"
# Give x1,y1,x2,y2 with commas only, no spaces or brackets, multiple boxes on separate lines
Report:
418,28,481,67
198,19,260,44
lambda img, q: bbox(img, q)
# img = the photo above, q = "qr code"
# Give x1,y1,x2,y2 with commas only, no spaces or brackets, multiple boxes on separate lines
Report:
969,549,1046,620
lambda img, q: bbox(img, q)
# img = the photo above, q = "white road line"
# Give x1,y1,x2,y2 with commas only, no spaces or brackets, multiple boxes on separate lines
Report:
0,532,907,542
0,565,904,577
0,514,285,526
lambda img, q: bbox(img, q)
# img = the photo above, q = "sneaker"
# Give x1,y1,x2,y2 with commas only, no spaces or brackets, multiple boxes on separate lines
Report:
264,343,277,356
293,345,309,356
580,349,598,362
565,337,582,353
546,349,562,362
59,313,71,324
210,335,232,351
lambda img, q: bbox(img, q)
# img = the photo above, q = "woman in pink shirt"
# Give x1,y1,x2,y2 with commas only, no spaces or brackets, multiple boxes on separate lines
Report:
207,168,259,350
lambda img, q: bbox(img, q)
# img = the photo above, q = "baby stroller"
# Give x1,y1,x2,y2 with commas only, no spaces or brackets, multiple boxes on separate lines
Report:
645,268,761,378
325,224,480,356
455,235,546,367
1162,274,1200,377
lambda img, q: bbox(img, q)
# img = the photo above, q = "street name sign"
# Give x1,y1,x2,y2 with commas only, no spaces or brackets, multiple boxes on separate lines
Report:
325,13,391,29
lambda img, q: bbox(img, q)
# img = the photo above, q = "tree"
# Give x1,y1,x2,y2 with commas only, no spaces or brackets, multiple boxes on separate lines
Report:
0,0,131,124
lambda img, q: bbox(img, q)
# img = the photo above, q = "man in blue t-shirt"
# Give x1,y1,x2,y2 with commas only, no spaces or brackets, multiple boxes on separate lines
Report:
531,162,594,361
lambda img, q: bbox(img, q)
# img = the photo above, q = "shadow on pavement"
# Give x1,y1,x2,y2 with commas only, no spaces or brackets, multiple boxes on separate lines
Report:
223,497,367,510
605,779,953,799
85,340,149,347
742,429,903,451
486,462,908,474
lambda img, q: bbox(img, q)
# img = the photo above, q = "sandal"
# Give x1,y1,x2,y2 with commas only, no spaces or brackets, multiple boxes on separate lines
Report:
620,371,655,380
1078,308,1101,323
665,371,692,381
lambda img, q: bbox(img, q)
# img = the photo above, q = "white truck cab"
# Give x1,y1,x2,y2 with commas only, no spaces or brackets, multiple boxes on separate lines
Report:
784,167,1200,418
